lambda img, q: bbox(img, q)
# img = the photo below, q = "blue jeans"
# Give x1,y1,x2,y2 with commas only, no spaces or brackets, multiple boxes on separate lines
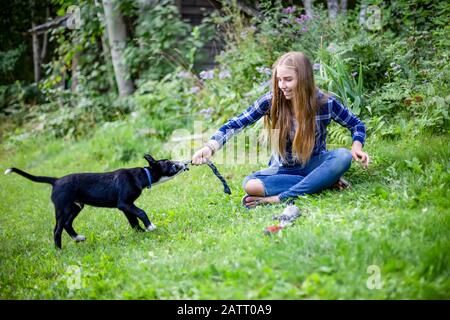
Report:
243,148,353,201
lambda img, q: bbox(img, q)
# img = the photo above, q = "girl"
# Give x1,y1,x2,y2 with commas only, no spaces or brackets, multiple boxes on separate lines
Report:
192,51,369,208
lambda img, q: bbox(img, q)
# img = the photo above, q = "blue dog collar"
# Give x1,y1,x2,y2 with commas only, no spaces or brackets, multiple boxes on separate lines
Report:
143,167,152,189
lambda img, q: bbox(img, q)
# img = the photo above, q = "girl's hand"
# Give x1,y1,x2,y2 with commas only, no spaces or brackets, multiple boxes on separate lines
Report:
192,146,213,165
351,141,370,169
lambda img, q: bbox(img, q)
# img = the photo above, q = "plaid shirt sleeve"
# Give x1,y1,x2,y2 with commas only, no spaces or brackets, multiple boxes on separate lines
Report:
329,96,366,145
210,92,272,148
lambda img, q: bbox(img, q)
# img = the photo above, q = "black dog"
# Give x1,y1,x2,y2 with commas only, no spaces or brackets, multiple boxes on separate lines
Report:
4,154,188,249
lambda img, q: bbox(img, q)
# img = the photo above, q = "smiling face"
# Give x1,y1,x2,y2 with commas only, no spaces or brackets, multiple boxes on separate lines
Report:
276,66,298,100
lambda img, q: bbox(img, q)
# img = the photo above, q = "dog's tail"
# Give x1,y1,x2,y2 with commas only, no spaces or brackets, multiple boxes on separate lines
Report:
4,167,57,186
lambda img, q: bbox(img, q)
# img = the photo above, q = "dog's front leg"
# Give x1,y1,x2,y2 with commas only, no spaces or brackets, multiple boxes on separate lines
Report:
122,211,145,232
118,203,156,232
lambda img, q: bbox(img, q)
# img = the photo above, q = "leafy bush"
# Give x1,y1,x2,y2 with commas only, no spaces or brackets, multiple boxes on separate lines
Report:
254,1,347,59
0,46,26,83
0,82,45,130
127,1,190,82
2,93,134,140
385,0,450,36
315,48,365,115
133,70,199,139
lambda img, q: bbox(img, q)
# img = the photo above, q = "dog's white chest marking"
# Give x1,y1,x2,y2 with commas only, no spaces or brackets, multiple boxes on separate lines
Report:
152,176,173,185
152,170,184,186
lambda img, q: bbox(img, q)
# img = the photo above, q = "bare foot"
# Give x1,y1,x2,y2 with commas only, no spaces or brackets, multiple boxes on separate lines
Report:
244,195,281,208
330,177,351,191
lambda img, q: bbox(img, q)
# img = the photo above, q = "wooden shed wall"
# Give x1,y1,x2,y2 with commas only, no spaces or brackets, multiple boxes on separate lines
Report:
175,0,224,70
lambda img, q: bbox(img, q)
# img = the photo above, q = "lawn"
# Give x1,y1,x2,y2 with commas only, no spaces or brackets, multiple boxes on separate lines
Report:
0,130,449,299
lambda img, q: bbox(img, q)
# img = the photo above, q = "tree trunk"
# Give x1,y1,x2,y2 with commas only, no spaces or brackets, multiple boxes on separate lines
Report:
31,24,41,82
102,0,134,97
340,0,347,15
303,0,313,17
94,0,116,92
31,1,41,82
359,2,368,25
40,7,50,63
71,48,80,92
40,31,48,62
327,0,339,20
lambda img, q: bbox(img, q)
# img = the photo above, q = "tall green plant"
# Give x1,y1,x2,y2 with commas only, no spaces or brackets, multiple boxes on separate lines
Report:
316,49,365,115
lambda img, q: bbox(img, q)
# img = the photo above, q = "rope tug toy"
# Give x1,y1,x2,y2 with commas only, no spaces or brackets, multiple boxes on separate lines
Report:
183,160,231,195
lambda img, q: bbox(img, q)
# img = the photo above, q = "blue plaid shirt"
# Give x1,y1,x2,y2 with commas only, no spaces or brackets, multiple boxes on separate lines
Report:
211,90,366,166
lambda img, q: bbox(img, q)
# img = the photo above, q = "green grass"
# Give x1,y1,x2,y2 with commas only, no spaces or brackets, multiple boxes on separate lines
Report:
0,128,449,299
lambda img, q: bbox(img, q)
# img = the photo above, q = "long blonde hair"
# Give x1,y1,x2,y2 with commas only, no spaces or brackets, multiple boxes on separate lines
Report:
264,52,325,164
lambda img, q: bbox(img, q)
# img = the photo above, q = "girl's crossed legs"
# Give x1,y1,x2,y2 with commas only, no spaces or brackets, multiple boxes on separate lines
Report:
242,148,352,207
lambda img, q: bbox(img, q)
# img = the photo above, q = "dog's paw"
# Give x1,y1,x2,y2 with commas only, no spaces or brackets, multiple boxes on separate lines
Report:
145,223,157,232
73,235,86,242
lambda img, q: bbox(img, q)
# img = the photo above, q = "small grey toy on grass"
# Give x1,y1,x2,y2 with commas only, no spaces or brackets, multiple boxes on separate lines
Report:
272,205,302,226
265,205,302,234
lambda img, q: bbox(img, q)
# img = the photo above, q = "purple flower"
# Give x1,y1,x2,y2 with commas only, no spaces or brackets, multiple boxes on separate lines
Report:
390,62,401,71
199,107,214,116
301,26,308,33
282,6,296,14
301,14,311,20
313,63,321,70
177,71,191,78
218,70,231,79
256,66,272,76
296,14,310,24
188,86,200,94
327,43,337,53
199,70,214,80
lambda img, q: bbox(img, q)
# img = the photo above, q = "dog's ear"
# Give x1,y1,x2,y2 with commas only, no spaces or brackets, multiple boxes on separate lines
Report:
144,154,157,167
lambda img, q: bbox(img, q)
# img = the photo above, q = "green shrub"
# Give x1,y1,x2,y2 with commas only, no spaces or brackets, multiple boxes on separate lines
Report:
316,48,365,116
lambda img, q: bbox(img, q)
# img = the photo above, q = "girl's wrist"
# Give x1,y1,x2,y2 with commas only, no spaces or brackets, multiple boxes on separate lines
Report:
204,141,217,155
352,140,363,150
